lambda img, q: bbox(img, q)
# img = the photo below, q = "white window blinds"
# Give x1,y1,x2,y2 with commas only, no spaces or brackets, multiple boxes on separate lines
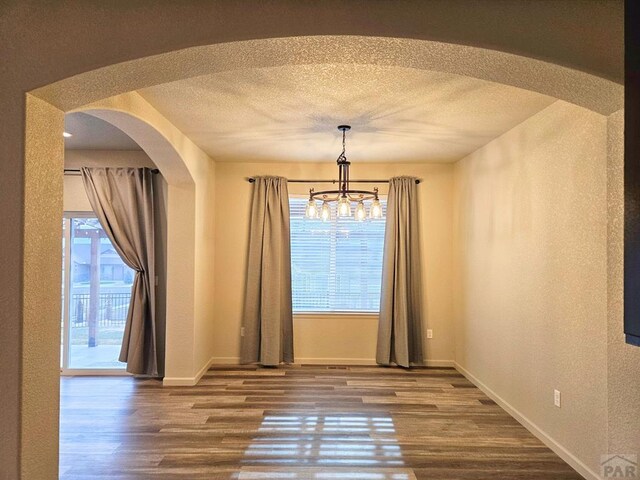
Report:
289,197,386,313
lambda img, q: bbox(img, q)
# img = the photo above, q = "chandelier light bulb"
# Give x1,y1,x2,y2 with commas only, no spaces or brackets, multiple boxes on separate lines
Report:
355,201,366,222
301,126,388,222
320,201,331,222
337,197,351,217
305,199,319,219
370,198,383,219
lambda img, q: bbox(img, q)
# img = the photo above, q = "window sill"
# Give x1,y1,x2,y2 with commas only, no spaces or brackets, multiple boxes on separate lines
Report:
294,312,380,318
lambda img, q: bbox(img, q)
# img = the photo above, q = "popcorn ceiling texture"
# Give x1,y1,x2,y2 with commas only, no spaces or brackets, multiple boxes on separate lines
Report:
34,36,622,116
139,64,555,164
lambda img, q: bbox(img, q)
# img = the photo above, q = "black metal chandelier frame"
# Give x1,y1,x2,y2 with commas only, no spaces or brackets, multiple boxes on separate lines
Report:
307,125,379,204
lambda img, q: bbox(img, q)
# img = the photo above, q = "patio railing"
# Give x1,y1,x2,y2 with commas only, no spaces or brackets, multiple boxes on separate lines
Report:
71,292,130,327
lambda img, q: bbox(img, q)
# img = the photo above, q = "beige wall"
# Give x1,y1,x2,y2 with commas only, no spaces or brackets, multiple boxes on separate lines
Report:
19,95,65,480
192,154,218,372
607,109,640,455
453,101,609,476
213,161,454,365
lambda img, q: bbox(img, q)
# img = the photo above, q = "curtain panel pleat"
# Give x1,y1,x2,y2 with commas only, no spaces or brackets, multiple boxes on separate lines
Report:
81,167,159,376
240,176,294,366
377,176,424,368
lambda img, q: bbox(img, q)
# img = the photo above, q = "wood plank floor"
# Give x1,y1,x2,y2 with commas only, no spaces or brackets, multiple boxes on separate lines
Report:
59,365,582,479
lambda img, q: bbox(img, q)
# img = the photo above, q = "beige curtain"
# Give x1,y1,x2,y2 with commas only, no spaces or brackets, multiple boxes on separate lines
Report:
240,176,294,366
377,176,424,368
81,167,159,376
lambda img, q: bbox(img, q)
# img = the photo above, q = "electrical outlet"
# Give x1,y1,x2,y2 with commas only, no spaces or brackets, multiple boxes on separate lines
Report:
427,329,433,339
554,389,561,408
240,327,245,337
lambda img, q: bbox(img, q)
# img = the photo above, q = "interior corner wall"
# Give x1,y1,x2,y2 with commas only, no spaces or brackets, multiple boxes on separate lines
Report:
607,108,640,455
193,155,217,374
163,183,197,381
212,161,454,365
453,100,609,476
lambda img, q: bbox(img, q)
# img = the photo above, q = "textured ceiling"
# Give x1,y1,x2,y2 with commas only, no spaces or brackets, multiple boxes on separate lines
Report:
64,112,141,150
139,64,555,163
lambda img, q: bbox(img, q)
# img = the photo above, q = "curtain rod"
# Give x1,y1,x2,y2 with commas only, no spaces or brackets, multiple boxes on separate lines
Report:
63,168,160,176
246,178,421,184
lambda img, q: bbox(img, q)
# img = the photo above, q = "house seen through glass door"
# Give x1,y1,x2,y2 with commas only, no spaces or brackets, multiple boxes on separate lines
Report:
61,214,133,372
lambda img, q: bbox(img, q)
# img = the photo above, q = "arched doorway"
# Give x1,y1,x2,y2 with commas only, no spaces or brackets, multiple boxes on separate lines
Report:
7,24,623,478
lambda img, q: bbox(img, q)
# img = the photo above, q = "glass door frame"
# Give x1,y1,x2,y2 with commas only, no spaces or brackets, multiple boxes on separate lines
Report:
60,211,129,376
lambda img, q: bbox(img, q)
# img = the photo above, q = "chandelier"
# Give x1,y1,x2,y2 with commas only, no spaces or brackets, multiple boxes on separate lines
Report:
305,125,383,222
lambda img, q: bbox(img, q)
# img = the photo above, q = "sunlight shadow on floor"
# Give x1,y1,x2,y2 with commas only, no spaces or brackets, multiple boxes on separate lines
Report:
238,414,415,479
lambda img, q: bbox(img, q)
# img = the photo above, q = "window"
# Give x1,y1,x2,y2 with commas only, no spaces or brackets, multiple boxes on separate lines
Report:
290,197,386,313
61,215,133,371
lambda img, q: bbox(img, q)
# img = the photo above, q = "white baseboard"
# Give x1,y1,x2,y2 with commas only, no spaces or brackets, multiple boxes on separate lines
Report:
161,377,194,386
454,362,598,480
209,356,376,366
425,359,455,368
163,356,215,386
295,357,377,365
210,356,241,365
208,356,454,367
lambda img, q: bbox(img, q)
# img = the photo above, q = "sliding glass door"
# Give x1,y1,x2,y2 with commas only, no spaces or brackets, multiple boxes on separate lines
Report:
61,213,133,373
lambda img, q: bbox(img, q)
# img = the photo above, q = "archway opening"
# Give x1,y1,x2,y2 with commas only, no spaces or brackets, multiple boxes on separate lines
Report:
20,35,623,479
